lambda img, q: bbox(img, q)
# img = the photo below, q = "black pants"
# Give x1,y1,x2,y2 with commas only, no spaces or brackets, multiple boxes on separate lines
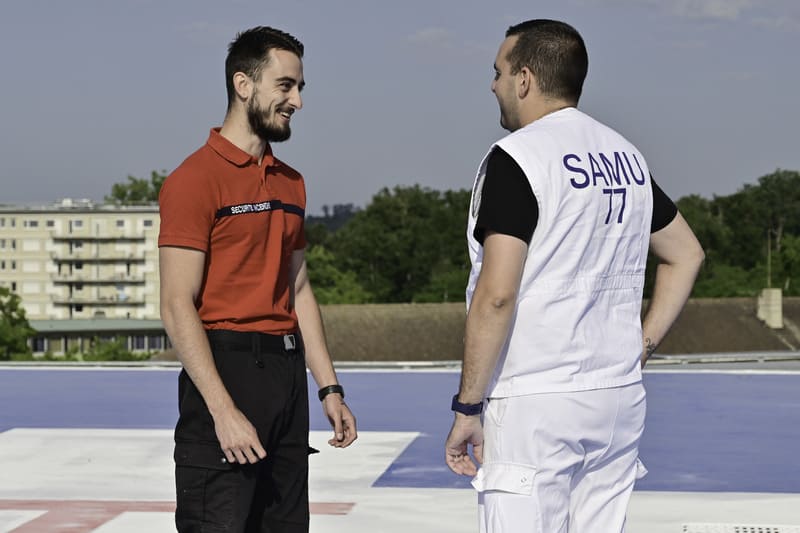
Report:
174,330,310,533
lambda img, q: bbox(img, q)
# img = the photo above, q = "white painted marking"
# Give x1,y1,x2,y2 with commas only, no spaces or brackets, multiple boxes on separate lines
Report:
0,510,47,533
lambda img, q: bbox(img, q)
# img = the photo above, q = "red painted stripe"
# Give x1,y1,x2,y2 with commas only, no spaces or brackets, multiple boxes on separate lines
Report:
0,500,355,532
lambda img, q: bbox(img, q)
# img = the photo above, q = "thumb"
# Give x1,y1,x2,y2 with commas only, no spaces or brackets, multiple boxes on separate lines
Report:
331,408,344,441
473,440,484,465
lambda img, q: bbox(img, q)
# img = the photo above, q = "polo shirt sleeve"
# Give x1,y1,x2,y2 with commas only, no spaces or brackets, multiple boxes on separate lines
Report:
158,165,217,253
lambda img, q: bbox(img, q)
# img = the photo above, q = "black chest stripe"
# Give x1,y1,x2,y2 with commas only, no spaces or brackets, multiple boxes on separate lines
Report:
216,200,305,219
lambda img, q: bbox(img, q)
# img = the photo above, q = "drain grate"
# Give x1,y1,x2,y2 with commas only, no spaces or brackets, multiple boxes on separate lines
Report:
683,524,800,533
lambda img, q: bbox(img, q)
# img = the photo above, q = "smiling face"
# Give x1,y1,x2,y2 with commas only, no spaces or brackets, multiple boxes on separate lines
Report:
491,36,522,132
246,48,305,142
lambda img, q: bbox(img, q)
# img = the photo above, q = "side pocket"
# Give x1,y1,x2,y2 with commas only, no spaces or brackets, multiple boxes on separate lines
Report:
471,462,537,495
634,457,648,480
175,441,233,471
174,442,237,530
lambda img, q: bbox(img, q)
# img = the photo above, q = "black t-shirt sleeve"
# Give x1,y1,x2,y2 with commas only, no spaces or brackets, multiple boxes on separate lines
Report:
650,175,678,233
473,147,538,245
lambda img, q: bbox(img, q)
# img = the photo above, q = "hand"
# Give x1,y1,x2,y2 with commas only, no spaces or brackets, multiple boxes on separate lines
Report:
211,405,267,465
322,394,358,448
445,413,483,476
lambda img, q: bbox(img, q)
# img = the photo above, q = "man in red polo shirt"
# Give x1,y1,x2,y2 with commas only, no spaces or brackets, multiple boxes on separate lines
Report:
158,26,357,533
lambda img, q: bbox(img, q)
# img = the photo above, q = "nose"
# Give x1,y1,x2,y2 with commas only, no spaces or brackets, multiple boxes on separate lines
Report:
289,87,303,110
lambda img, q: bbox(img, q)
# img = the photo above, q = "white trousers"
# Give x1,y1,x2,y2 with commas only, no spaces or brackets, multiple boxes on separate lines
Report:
472,383,647,533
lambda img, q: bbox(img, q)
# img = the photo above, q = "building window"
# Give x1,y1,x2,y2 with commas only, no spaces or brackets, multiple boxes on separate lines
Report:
133,336,146,350
75,304,83,312
143,219,153,227
10,261,15,270
11,240,15,250
148,336,164,350
0,218,4,227
116,220,125,228
0,239,4,248
32,337,46,352
46,220,55,228
25,220,39,228
75,262,83,270
75,283,83,291
0,261,4,269
73,220,83,228
10,218,15,227
74,241,83,249
11,282,16,292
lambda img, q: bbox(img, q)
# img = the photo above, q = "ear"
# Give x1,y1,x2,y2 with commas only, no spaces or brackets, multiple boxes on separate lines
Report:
517,67,532,99
232,71,253,101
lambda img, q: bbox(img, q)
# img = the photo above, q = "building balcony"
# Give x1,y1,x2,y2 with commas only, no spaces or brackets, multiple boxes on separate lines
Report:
50,231,146,241
50,252,146,263
51,295,146,306
51,273,146,284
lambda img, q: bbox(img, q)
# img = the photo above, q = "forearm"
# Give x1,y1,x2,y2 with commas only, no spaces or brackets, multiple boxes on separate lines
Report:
162,299,234,415
458,291,516,404
642,259,702,356
295,284,339,389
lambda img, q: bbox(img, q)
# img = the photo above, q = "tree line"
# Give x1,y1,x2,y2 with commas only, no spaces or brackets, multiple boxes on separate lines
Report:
2,168,798,358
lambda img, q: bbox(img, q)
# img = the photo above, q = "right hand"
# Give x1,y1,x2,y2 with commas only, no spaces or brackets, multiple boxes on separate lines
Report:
212,406,267,464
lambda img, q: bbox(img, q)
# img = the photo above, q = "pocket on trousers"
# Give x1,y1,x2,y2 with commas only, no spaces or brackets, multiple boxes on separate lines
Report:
471,462,537,495
634,457,648,480
175,442,238,531
175,441,232,470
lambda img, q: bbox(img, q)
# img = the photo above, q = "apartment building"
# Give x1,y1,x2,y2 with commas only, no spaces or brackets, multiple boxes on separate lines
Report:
0,199,161,321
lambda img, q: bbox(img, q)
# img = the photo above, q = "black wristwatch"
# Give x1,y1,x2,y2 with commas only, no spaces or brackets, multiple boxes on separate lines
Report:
318,384,345,401
451,394,483,416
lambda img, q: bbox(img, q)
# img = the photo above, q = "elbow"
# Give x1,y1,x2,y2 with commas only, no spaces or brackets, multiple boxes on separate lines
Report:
693,243,706,270
478,288,518,312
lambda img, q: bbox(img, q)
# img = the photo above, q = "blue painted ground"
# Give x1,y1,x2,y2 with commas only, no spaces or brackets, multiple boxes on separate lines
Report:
1,368,798,493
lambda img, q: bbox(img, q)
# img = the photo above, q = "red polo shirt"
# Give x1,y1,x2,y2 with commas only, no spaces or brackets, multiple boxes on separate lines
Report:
158,128,307,334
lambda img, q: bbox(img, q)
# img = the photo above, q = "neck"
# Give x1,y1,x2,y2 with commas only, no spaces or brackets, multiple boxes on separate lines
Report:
518,99,574,128
219,110,267,160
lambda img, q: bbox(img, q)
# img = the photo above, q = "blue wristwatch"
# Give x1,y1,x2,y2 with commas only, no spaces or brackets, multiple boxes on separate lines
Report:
451,394,484,416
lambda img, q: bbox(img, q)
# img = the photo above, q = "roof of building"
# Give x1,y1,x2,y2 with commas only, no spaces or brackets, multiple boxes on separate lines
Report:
30,319,164,333
0,199,159,214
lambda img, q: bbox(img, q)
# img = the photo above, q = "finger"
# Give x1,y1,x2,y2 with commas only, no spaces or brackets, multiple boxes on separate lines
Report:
223,448,236,464
341,414,358,446
253,440,267,460
233,448,248,465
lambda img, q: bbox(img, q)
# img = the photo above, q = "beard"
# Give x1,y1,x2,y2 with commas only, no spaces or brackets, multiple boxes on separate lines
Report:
247,97,291,143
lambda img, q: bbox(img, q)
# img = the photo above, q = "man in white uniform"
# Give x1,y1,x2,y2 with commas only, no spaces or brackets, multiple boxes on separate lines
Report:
444,19,705,533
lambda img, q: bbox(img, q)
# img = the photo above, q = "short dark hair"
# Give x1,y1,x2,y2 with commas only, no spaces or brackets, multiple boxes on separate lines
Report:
505,19,588,104
225,26,304,109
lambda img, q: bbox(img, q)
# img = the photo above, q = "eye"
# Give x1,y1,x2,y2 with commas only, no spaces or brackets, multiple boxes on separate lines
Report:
493,70,500,81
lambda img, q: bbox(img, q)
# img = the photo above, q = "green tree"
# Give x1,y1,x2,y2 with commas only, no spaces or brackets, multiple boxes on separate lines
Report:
329,185,470,302
305,246,372,304
0,287,35,360
105,170,167,204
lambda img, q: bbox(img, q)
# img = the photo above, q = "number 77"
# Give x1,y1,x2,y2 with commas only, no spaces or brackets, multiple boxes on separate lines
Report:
602,188,627,224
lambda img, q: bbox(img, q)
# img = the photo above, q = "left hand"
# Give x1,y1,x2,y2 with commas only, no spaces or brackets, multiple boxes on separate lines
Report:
445,413,484,476
321,394,358,448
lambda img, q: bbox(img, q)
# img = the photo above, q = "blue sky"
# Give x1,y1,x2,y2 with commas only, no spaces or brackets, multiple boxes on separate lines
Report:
1,0,798,215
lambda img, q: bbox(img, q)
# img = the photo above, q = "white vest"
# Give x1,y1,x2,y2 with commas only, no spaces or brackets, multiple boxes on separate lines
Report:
467,108,653,396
